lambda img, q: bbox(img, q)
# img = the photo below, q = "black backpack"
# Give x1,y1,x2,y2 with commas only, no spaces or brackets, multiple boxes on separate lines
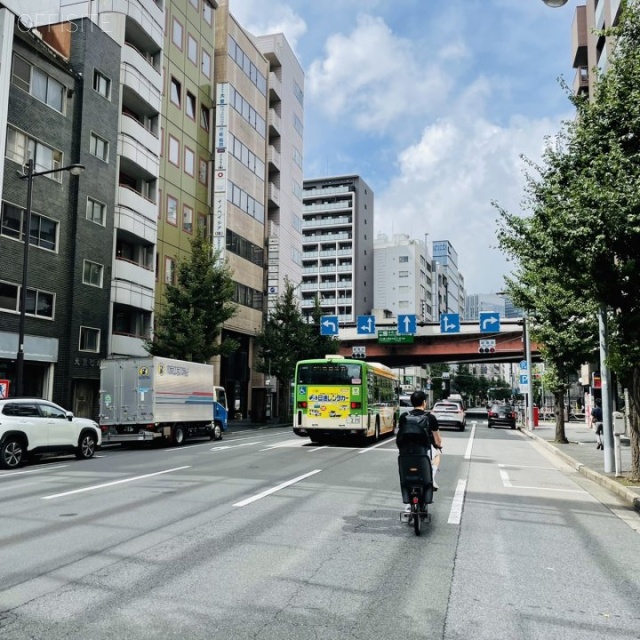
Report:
396,411,432,448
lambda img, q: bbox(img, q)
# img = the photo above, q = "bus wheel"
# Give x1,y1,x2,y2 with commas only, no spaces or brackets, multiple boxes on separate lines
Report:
374,419,380,442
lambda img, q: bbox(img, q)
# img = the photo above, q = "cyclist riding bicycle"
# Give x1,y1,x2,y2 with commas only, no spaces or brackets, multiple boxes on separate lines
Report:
396,390,442,511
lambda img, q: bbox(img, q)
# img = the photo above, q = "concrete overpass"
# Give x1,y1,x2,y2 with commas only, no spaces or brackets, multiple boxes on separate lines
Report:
336,318,540,367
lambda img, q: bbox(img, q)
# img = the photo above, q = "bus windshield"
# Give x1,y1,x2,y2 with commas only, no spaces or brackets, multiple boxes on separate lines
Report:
296,363,362,385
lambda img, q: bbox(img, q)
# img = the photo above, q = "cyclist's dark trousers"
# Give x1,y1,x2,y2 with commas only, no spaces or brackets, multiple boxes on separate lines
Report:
398,443,433,505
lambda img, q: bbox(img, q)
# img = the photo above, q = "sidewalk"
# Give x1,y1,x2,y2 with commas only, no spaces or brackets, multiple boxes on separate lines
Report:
521,419,640,513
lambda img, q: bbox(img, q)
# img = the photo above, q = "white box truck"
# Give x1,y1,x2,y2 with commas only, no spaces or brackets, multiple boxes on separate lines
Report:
99,357,228,445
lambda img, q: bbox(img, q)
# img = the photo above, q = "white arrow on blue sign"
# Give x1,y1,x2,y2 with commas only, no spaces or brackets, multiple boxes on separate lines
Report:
479,312,500,333
320,315,339,336
357,315,376,334
440,313,460,334
397,314,417,335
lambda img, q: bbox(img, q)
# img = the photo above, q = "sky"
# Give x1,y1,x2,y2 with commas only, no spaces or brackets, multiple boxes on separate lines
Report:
228,0,577,294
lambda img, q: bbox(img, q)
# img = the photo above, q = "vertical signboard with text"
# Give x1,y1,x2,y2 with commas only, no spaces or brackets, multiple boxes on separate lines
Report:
213,83,229,266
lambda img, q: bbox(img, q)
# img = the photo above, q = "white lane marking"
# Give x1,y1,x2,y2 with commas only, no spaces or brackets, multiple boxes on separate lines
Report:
499,468,513,487
0,465,69,478
210,441,263,451
463,423,476,460
498,464,556,471
358,439,393,454
41,466,191,500
308,445,329,452
233,469,322,507
164,444,204,452
260,439,308,451
448,479,467,525
507,485,586,494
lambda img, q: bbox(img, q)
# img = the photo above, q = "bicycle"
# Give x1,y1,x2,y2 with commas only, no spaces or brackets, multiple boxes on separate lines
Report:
398,450,434,536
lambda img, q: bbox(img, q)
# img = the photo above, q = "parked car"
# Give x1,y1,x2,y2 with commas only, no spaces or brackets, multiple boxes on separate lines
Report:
432,400,466,431
0,398,101,469
487,403,517,429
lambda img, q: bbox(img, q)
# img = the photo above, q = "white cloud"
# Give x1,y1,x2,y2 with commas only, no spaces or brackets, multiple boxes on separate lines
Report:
307,15,452,132
228,0,307,54
375,88,564,293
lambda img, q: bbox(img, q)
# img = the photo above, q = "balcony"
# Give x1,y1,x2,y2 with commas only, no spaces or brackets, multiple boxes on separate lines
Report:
303,201,353,213
110,333,148,357
121,45,162,112
120,112,160,158
269,71,282,102
595,0,605,29
303,185,350,198
268,109,281,136
303,216,352,229
268,145,281,171
111,279,154,312
113,257,155,291
118,131,160,176
117,185,157,224
268,182,280,207
571,5,588,68
99,0,164,48
573,66,589,96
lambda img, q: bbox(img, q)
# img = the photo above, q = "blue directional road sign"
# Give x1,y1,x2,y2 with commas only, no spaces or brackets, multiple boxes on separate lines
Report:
357,315,376,334
320,315,339,336
397,314,417,335
479,312,501,333
440,313,460,334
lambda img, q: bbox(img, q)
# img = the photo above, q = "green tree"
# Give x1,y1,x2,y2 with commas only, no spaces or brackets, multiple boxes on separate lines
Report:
498,0,640,476
254,281,340,420
146,232,238,362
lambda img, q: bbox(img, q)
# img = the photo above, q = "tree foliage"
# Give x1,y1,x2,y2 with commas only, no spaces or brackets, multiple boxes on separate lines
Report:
254,280,340,418
497,0,640,476
146,232,238,362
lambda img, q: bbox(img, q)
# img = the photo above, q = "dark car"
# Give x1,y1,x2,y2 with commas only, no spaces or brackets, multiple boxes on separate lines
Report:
487,403,517,429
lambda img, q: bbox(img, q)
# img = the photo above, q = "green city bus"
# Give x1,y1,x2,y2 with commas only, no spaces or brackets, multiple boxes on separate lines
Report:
293,355,399,444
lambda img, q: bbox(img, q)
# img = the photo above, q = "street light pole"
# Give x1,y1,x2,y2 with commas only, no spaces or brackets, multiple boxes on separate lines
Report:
15,159,84,397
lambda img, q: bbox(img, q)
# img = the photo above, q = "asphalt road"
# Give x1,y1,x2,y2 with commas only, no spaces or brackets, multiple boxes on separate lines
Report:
1,417,639,639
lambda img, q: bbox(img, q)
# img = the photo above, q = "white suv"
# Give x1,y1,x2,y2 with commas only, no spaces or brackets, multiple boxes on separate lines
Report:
432,400,466,431
0,398,101,469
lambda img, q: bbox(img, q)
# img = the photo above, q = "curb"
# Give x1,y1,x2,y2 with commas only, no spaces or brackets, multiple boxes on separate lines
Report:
520,428,640,513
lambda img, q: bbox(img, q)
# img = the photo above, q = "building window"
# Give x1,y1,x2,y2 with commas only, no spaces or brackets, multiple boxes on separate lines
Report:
293,146,303,168
199,158,208,185
399,271,409,277
200,105,210,131
168,135,180,166
183,205,193,234
92,70,111,99
83,260,103,287
184,147,195,176
202,50,211,79
189,0,198,8
186,91,196,119
293,113,304,136
170,77,181,107
399,256,409,263
187,34,198,65
165,256,176,284
6,126,63,179
203,0,213,25
198,213,208,235
0,281,54,318
293,80,304,106
167,195,178,226
172,18,183,50
79,326,100,352
12,54,65,113
1,201,58,251
86,197,106,225
90,133,109,161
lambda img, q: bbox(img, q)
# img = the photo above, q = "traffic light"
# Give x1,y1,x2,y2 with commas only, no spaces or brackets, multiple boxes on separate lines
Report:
478,339,496,354
478,346,496,354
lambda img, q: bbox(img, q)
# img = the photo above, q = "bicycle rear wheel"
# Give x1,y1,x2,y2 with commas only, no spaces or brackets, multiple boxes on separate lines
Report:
412,501,421,536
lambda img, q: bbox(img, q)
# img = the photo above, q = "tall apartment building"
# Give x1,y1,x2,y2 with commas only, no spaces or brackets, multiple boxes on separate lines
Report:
572,0,622,99
301,175,374,324
373,233,434,321
212,2,270,416
432,240,465,318
253,33,305,317
157,2,217,310
464,294,506,321
0,15,120,414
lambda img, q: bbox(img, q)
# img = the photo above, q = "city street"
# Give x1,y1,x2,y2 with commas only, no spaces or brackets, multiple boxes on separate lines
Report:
0,419,639,640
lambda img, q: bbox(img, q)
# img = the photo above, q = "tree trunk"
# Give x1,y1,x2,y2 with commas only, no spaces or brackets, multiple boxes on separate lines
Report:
554,390,568,444
628,367,640,481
